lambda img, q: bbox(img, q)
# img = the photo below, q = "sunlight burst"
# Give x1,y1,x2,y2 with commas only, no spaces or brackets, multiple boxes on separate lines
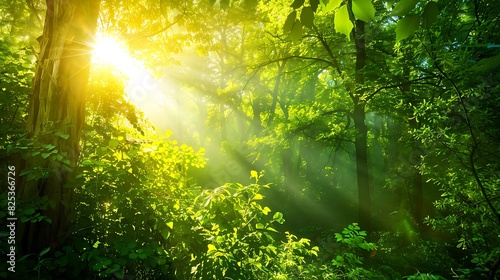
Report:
92,35,139,77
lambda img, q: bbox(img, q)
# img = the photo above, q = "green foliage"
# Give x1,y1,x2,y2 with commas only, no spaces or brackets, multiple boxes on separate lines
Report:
2,0,499,279
334,5,353,39
185,181,321,279
395,14,419,42
330,223,379,278
352,0,376,22
391,0,419,16
0,38,34,159
404,272,447,280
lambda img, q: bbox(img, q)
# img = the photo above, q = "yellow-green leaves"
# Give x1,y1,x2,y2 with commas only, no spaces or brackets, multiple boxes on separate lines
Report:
393,1,440,41
109,139,119,149
166,221,174,229
334,5,353,40
395,14,419,41
272,212,285,224
352,0,376,22
253,193,264,200
391,0,419,16
322,0,342,13
328,0,375,40
207,244,216,253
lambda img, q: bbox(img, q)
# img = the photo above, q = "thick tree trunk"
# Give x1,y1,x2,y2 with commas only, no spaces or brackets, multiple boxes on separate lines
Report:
18,0,100,255
353,18,371,236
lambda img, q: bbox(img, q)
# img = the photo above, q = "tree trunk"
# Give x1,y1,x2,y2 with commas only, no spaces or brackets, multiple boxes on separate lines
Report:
352,17,371,236
18,0,100,255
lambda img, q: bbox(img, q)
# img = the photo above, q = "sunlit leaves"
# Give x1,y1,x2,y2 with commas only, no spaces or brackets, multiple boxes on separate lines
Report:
396,14,419,41
273,212,285,224
253,193,264,200
207,243,217,252
334,5,353,40
422,1,439,29
391,0,419,16
322,0,343,13
352,0,376,22
108,139,119,149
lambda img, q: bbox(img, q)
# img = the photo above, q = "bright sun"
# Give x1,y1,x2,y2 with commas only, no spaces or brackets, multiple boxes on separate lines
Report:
92,35,139,76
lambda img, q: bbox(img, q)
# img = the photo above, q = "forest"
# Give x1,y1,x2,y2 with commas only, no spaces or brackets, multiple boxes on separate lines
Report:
0,0,499,279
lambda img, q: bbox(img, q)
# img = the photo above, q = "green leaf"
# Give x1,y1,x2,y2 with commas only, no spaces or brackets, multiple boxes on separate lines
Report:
266,227,279,233
322,0,342,13
108,139,119,149
42,153,51,159
273,212,283,220
470,53,500,73
352,0,376,22
161,227,170,239
54,131,70,140
391,0,419,16
262,206,271,215
39,247,50,257
310,0,320,12
290,20,303,42
334,5,353,40
207,244,216,252
422,1,438,29
300,6,315,28
250,170,258,179
24,208,35,215
44,144,56,150
166,221,174,229
396,14,420,42
253,193,264,200
283,11,297,33
256,223,264,229
291,0,305,9
273,212,285,224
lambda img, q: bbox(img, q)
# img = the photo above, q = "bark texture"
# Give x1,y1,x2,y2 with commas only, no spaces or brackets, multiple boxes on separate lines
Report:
353,18,371,236
19,0,100,255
